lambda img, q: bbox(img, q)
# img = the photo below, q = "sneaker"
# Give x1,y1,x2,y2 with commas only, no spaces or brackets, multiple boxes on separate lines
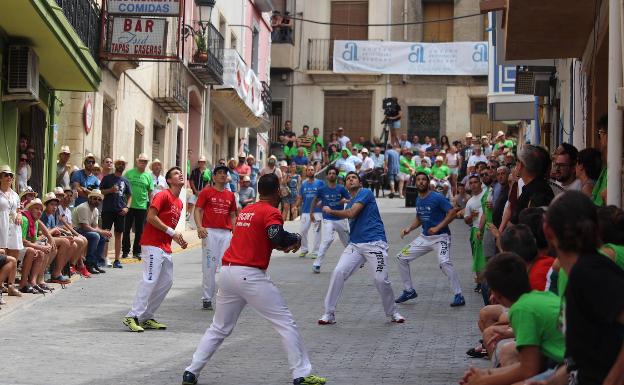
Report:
48,275,71,284
94,266,106,274
317,313,336,325
87,265,100,275
122,253,129,259
123,317,144,332
310,253,317,259
141,318,167,330
69,265,77,275
106,258,113,268
134,254,141,261
113,260,123,269
395,289,418,303
78,265,91,278
182,371,197,385
450,294,466,307
312,265,320,274
299,251,308,258
293,375,327,385
203,300,213,310
391,312,406,323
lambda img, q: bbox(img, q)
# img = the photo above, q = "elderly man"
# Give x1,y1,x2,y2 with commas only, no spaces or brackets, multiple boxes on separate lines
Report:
358,148,375,179
53,187,90,278
123,153,154,259
73,189,111,274
467,145,488,168
510,145,554,224
56,145,73,189
399,133,412,149
238,176,256,208
71,153,100,206
101,156,132,268
150,159,168,198
335,148,361,174
370,146,385,169
260,155,283,178
246,155,259,188
235,153,251,180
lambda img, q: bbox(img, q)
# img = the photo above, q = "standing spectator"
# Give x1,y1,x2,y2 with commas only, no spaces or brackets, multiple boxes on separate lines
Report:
284,139,305,161
370,146,384,169
74,190,110,274
553,143,581,190
279,120,297,156
71,153,100,206
467,145,487,168
354,136,373,151
189,156,210,226
227,158,240,194
246,155,259,188
399,133,412,149
100,156,132,269
336,127,350,149
297,165,324,258
0,165,24,296
285,163,301,220
575,148,602,197
238,176,256,208
102,157,114,177
260,155,283,178
493,130,514,155
397,150,416,199
150,159,168,198
481,136,493,157
310,142,326,165
312,127,324,149
491,166,510,231
464,174,485,289
18,135,29,155
452,183,470,215
459,133,474,178
510,145,554,224
298,125,314,150
383,97,402,145
235,153,251,181
384,144,400,198
56,145,73,189
16,153,30,193
446,145,460,195
122,153,154,259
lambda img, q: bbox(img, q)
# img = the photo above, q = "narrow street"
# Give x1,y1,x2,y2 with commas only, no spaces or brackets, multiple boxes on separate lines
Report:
1,198,487,385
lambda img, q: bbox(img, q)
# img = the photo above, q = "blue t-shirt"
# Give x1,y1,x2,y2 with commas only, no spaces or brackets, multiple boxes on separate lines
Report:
70,169,100,205
41,212,59,229
385,149,400,174
416,191,453,236
300,179,325,213
348,188,387,243
229,170,240,193
292,156,309,166
100,174,132,213
316,184,350,220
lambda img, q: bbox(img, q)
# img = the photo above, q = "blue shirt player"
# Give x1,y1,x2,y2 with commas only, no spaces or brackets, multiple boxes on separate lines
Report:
395,172,465,307
309,166,351,273
296,165,325,258
318,171,404,325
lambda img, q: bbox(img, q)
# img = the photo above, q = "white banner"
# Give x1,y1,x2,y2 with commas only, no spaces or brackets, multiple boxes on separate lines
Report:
333,40,489,76
219,49,265,117
107,0,181,16
109,17,167,57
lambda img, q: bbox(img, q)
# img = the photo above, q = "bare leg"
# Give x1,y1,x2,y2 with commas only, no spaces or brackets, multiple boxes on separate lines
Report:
114,231,123,261
51,238,71,278
19,249,35,288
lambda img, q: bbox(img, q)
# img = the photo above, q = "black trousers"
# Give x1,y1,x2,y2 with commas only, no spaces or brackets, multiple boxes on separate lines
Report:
122,208,147,256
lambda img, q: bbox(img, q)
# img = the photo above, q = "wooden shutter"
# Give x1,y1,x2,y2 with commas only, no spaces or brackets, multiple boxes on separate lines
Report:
423,2,454,42
323,91,373,143
330,1,368,40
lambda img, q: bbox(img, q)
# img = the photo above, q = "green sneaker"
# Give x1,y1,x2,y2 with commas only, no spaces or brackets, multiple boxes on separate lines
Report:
141,319,167,330
294,375,327,384
299,251,308,258
123,317,144,332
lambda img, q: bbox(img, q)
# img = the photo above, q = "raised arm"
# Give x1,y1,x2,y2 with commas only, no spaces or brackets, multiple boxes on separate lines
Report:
323,202,364,219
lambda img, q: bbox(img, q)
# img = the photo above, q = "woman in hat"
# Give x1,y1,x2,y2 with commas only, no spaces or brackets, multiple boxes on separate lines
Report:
0,165,24,297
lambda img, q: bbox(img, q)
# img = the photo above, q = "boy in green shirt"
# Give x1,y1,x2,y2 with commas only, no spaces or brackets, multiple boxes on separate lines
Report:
122,153,154,259
415,159,431,176
460,253,565,385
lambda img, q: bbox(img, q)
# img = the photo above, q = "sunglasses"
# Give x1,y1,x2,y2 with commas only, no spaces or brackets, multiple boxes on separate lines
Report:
20,158,27,161
1,173,14,178
89,198,103,202
85,160,95,164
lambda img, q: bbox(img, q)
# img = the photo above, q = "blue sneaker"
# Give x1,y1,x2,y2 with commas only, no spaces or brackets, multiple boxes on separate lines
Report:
113,260,123,269
182,371,197,385
312,265,320,274
394,289,418,303
450,294,466,307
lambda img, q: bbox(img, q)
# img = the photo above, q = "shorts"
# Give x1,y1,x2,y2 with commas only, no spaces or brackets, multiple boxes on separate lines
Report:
391,120,401,129
387,173,397,183
283,194,297,205
398,172,411,182
102,211,126,232
449,167,459,175
0,253,8,268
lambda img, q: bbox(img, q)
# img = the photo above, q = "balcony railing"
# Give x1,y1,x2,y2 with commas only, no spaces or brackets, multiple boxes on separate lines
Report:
188,22,224,85
261,81,272,117
307,39,334,71
154,61,189,113
55,0,101,61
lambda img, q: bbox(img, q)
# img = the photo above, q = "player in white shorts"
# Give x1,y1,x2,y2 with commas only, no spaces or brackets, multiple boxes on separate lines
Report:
308,165,350,273
318,172,405,325
194,165,237,310
297,165,325,258
394,171,465,307
182,173,326,385
123,167,188,332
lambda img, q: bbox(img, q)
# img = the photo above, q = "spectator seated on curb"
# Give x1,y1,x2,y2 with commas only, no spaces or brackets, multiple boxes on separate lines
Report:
19,187,37,208
18,198,50,294
73,189,111,275
0,248,21,303
40,193,72,284
55,187,91,277
460,253,565,385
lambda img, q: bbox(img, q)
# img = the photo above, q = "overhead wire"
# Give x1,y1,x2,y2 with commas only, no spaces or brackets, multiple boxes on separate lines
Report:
285,12,484,27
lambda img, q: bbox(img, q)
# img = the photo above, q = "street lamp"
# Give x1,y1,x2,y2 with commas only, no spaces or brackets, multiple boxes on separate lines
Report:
183,0,216,54
196,0,216,24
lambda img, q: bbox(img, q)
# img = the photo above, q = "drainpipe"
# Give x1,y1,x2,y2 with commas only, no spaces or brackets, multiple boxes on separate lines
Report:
385,0,392,136
608,0,622,206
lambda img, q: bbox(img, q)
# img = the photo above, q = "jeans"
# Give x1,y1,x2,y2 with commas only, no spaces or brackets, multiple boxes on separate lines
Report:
76,228,107,267
123,208,147,256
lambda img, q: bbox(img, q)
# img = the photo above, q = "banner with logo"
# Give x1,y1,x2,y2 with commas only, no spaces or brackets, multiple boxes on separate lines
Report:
218,49,265,117
107,0,181,16
333,40,488,76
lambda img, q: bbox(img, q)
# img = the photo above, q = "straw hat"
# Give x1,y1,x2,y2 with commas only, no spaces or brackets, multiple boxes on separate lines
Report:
114,156,127,165
465,132,473,138
137,153,149,162
25,198,44,211
53,187,65,195
43,192,60,205
88,189,104,199
435,156,444,162
496,130,505,139
242,175,251,182
0,165,14,175
19,187,37,199
59,145,71,154
198,156,207,162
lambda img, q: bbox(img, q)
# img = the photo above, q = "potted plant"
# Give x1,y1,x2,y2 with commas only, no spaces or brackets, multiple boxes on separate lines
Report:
194,33,208,63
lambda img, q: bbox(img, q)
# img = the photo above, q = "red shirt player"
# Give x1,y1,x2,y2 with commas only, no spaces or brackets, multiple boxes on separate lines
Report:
194,165,238,310
183,173,326,385
123,167,187,333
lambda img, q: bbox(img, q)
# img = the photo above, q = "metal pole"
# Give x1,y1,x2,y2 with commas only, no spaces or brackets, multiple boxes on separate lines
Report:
608,0,622,206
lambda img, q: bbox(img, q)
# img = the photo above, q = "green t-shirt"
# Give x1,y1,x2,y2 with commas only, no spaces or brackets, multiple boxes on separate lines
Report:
21,216,39,242
124,168,154,209
558,269,568,297
509,290,565,363
494,139,514,151
600,243,624,271
415,165,431,175
202,168,212,183
399,156,416,174
592,167,607,206
312,136,324,149
284,146,308,159
431,164,450,179
329,152,340,163
480,187,493,225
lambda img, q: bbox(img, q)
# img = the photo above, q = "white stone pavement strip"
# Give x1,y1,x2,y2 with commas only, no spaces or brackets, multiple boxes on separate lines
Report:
0,197,488,385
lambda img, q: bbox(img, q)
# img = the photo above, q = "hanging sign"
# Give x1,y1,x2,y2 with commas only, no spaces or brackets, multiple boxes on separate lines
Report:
107,0,181,16
333,40,489,76
109,17,168,58
218,49,265,117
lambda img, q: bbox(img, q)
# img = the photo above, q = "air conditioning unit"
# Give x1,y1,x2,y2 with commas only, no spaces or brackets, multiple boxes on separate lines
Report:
515,66,554,97
6,46,39,101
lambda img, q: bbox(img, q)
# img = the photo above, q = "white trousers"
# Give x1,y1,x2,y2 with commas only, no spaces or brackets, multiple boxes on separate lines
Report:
202,228,233,301
299,213,322,254
396,233,462,295
186,265,312,379
126,245,173,323
313,219,350,268
324,241,397,317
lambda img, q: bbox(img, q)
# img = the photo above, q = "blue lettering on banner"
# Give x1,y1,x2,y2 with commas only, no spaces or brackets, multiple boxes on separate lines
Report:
408,44,424,63
342,42,358,61
472,43,488,63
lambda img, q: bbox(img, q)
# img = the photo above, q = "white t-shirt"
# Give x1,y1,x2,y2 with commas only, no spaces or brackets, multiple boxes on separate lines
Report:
338,135,351,149
360,156,375,172
73,202,99,228
467,154,488,168
57,205,73,226
464,189,485,228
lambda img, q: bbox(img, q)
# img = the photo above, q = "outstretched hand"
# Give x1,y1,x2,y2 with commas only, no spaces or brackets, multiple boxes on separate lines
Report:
173,233,188,249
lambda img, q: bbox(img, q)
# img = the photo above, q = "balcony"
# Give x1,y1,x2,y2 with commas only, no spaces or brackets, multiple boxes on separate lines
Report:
307,38,382,83
188,22,224,85
55,0,101,62
155,61,189,113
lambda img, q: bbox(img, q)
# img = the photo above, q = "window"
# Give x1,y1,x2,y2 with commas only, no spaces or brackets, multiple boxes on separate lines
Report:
230,32,238,50
251,26,259,72
101,101,114,159
422,1,454,42
134,122,144,161
408,106,440,141
152,122,165,161
323,91,373,143
271,101,283,143
330,1,368,40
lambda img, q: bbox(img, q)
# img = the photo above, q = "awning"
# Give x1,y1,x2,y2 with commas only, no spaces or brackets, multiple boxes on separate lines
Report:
211,89,271,132
487,93,535,121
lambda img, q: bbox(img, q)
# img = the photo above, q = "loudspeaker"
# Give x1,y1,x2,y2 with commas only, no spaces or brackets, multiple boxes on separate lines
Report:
405,186,418,207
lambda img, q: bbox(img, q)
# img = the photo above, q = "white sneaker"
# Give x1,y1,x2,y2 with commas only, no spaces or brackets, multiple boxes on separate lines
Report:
391,312,405,323
317,313,336,325
106,258,113,268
